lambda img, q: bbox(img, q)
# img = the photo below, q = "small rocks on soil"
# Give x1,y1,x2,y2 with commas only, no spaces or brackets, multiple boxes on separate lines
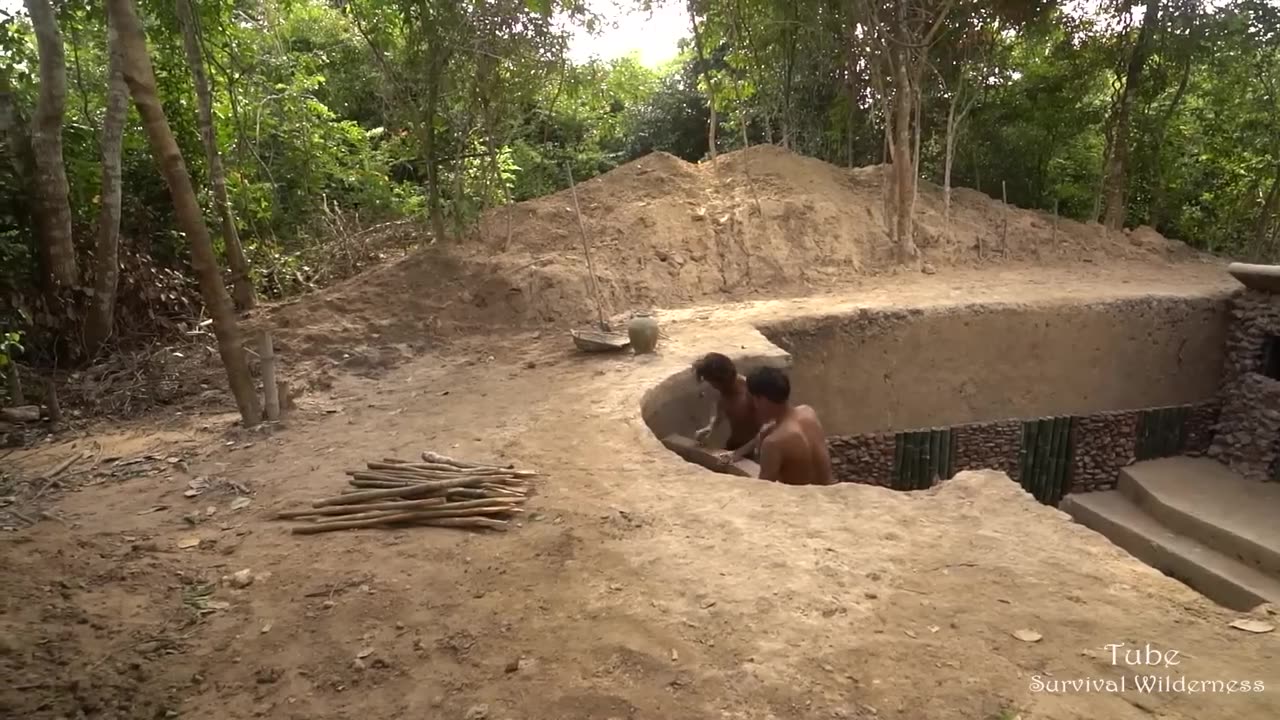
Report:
464,704,489,720
227,569,254,589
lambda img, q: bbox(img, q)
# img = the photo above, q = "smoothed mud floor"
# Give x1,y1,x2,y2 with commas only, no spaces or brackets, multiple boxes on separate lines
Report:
4,262,1279,720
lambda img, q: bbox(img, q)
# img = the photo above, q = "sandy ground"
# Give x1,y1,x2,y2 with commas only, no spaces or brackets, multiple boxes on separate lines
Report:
4,262,1279,720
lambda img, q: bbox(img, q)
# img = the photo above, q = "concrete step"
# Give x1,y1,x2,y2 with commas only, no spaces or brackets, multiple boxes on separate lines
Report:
1061,490,1280,611
1119,457,1280,579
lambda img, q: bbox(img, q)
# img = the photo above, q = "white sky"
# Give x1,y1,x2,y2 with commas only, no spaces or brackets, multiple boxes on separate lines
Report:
568,0,688,67
0,0,688,67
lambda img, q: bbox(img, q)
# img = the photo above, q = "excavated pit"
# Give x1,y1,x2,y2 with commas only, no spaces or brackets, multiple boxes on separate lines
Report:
643,294,1231,490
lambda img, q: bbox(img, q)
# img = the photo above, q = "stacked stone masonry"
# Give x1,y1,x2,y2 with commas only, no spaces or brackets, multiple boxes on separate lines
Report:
1209,373,1280,482
827,401,1219,495
953,421,1022,479
1210,290,1280,482
1070,411,1138,493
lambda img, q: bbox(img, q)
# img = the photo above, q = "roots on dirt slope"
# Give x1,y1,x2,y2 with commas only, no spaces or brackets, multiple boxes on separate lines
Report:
263,145,1197,373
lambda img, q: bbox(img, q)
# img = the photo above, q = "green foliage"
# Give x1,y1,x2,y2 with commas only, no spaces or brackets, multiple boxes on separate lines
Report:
0,330,21,369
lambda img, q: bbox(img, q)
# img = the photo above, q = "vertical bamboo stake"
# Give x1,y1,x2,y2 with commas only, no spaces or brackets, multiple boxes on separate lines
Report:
259,330,279,422
566,164,608,332
1052,198,1060,246
892,433,904,489
1018,421,1034,488
901,434,916,492
1001,180,1009,256
926,429,940,487
937,428,951,482
1035,418,1052,501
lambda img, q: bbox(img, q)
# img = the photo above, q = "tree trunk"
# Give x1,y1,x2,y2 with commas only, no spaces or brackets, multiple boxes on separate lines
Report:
24,0,77,293
910,64,924,210
108,0,261,426
1148,56,1192,229
688,7,717,160
891,46,917,261
944,94,957,221
1101,0,1162,231
176,0,255,311
84,14,129,357
423,53,447,244
1255,163,1280,250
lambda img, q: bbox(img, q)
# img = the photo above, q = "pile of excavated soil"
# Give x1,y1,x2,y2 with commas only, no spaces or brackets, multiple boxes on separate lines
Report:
263,145,1199,371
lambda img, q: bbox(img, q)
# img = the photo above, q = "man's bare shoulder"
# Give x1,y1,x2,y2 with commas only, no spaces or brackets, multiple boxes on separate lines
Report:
794,405,825,426
762,422,803,446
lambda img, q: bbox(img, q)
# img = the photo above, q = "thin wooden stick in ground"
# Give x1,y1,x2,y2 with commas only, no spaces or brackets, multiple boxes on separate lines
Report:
260,330,280,421
565,164,608,332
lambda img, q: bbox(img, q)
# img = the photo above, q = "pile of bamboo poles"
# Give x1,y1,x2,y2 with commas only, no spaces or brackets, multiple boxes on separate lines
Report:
278,452,535,535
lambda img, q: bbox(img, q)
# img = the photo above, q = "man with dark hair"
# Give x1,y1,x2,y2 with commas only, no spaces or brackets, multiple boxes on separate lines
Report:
692,352,764,459
746,366,834,486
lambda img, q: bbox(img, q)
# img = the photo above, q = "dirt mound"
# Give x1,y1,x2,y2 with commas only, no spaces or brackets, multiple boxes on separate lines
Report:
263,146,1198,373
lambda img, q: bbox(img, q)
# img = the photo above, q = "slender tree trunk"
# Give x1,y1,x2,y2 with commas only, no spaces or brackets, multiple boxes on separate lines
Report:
423,52,447,244
84,15,129,357
847,77,856,168
24,0,77,293
891,46,916,261
1101,0,1162,231
1148,56,1192,229
1255,163,1280,249
688,7,717,160
944,95,957,221
176,0,255,310
911,65,924,210
108,0,261,426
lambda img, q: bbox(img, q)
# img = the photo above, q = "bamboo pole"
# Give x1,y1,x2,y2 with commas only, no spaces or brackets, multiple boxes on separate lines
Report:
928,429,942,488
892,433,905,489
565,164,608,332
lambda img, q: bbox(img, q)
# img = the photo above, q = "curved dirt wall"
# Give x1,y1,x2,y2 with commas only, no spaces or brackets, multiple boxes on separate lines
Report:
759,295,1230,436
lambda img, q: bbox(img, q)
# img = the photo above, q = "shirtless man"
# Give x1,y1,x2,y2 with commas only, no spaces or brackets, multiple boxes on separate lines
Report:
745,366,834,486
692,353,763,459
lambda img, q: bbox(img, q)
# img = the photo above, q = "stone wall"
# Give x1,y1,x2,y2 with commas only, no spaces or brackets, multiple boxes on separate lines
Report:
1184,401,1221,455
1209,373,1280,482
1209,290,1280,482
953,421,1022,479
828,434,895,486
827,401,1218,495
1070,411,1138,493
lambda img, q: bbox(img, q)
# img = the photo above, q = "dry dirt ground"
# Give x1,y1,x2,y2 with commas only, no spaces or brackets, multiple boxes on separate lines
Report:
4,261,1279,720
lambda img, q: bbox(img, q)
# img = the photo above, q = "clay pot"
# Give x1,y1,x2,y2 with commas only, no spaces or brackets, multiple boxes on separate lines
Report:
628,313,659,354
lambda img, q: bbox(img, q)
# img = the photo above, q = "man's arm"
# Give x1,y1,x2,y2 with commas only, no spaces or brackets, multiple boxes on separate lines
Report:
701,404,721,443
756,433,785,482
719,420,776,464
694,400,722,444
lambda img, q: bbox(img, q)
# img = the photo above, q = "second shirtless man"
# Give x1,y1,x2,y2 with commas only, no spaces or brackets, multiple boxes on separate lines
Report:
745,366,834,486
692,353,764,461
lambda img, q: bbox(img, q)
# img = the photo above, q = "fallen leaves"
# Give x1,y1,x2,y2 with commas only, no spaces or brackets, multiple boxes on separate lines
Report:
1228,618,1275,634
